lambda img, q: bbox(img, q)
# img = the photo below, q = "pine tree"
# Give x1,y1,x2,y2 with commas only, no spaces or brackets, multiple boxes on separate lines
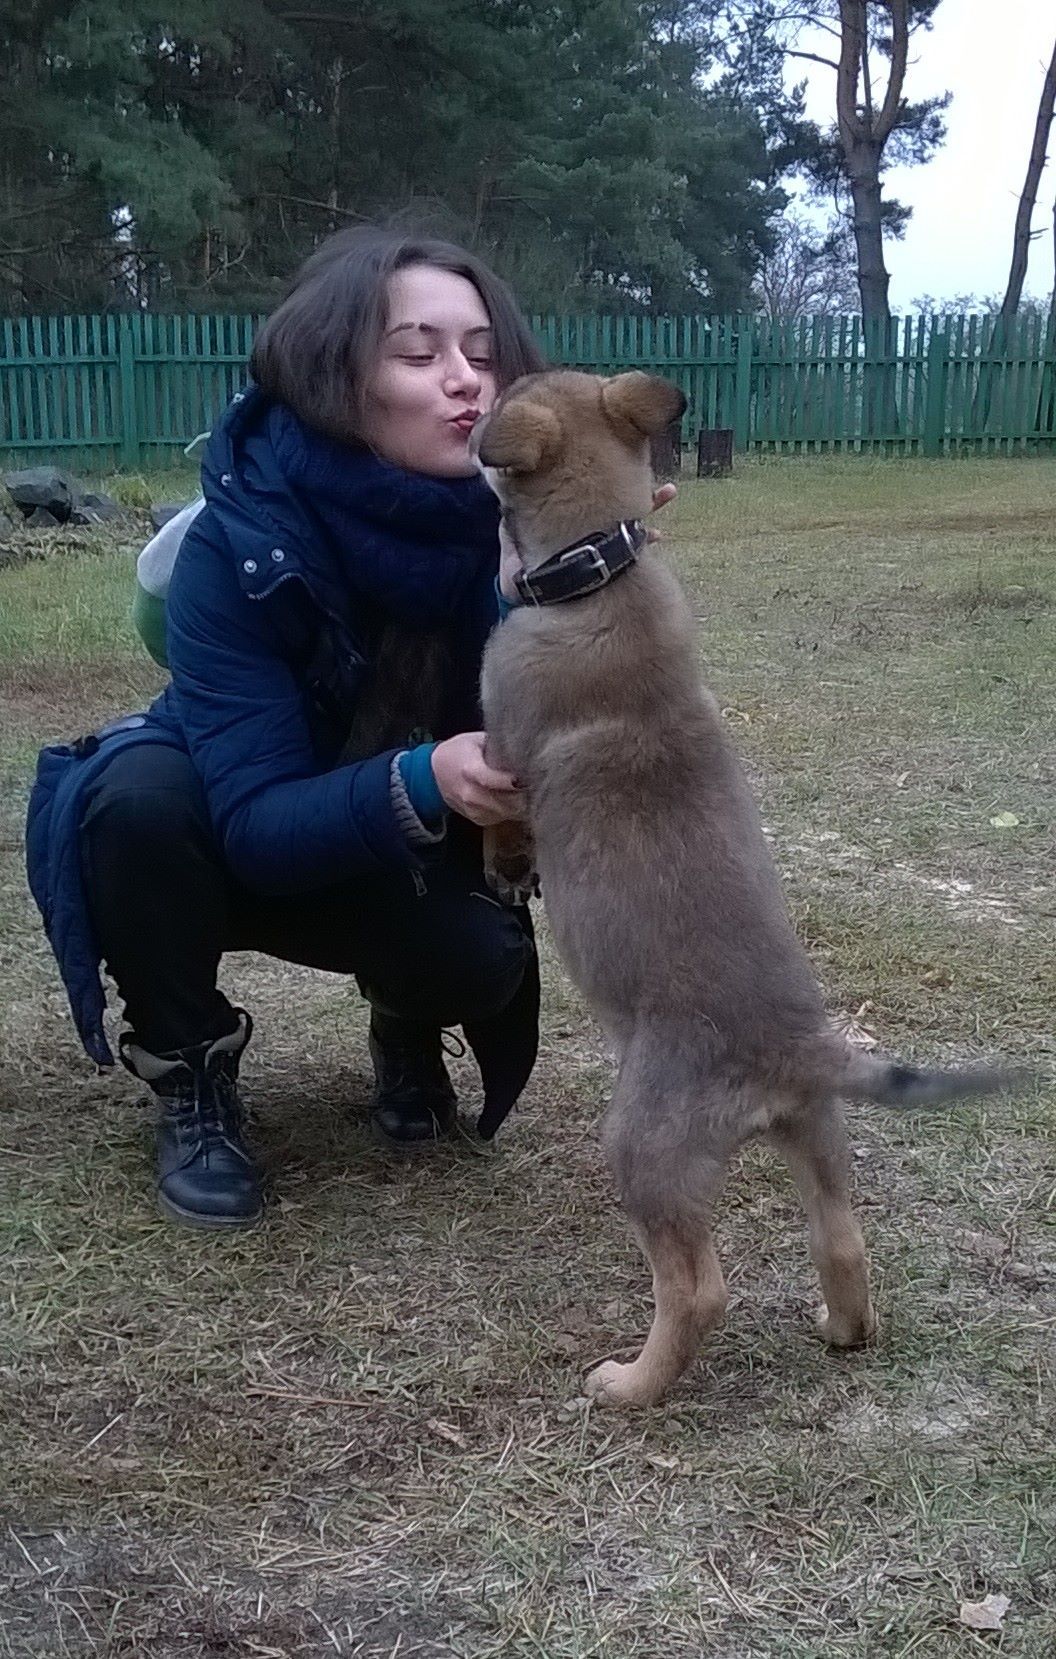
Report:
0,0,818,314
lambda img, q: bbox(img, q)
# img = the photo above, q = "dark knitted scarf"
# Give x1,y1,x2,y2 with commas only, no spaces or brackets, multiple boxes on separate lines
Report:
270,406,501,757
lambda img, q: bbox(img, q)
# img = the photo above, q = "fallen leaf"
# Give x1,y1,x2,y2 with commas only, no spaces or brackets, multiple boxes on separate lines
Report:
830,1001,879,1051
560,1305,595,1334
989,811,1020,829
959,1593,1010,1631
552,1332,581,1354
645,1453,692,1475
426,1418,468,1449
560,1395,590,1415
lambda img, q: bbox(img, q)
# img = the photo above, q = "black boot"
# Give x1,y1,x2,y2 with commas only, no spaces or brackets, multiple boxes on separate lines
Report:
120,1010,263,1228
368,1009,457,1146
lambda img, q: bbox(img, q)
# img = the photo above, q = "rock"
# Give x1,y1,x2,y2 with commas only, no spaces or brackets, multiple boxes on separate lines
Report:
4,466,74,522
24,506,63,529
150,502,192,532
69,490,124,526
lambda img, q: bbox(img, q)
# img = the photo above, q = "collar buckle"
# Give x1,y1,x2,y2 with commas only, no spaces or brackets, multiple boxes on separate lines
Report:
561,541,611,592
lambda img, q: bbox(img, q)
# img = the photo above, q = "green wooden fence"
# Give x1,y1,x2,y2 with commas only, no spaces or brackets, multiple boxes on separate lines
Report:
3,311,1056,467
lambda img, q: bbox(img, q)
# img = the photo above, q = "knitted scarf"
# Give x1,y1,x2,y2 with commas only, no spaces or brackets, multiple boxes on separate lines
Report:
269,405,501,755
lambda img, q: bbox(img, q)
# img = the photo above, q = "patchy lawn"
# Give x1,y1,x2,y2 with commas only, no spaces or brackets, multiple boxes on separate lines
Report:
1,457,1053,1658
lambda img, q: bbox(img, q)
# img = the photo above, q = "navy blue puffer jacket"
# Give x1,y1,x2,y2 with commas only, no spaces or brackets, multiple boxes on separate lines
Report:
26,386,503,1063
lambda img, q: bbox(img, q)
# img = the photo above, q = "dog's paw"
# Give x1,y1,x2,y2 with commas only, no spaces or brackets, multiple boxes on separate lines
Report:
485,856,540,907
584,1358,659,1408
816,1302,878,1349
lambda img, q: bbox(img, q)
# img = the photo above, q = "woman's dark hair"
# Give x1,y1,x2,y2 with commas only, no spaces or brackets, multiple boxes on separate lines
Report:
250,226,547,442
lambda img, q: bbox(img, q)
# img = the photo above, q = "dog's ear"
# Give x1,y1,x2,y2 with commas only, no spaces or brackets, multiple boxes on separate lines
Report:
601,372,687,441
476,399,561,473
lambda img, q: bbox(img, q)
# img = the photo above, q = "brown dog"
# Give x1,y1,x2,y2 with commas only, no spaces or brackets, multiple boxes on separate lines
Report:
471,369,1011,1408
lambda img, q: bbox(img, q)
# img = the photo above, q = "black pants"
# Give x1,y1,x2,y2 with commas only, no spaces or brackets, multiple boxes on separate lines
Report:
80,743,534,1056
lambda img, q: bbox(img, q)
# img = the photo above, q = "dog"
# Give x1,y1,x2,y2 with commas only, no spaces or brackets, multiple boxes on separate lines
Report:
470,369,1013,1408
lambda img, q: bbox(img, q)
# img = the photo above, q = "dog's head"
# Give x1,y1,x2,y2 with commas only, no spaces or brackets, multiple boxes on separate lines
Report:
469,370,686,567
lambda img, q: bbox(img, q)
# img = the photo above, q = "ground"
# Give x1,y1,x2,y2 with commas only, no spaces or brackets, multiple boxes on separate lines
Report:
1,457,1053,1658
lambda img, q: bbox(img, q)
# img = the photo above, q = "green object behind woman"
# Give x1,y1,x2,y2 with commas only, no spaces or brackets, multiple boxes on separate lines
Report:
132,500,205,668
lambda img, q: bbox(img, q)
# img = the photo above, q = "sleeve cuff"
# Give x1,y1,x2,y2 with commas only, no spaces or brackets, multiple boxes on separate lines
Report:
495,573,519,622
392,747,447,846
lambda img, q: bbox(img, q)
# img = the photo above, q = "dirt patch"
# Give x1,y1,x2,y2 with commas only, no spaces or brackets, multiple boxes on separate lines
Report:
768,825,1030,931
831,1382,991,1446
0,1527,463,1658
908,508,1056,535
0,659,164,737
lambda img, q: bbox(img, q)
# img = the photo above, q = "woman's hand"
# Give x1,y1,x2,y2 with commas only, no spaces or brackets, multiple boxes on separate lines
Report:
498,484,677,599
431,732,525,825
646,482,677,543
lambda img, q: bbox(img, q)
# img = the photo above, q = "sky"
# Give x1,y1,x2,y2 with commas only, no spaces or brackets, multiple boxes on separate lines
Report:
787,0,1056,309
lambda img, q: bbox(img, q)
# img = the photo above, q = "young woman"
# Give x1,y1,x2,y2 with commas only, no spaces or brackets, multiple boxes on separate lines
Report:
26,225,672,1231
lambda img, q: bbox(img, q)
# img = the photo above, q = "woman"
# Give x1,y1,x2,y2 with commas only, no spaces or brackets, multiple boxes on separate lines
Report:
26,223,543,1234
27,226,670,1231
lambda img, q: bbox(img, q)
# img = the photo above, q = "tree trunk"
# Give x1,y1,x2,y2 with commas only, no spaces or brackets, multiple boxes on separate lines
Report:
1036,193,1056,436
834,0,909,327
999,33,1056,320
847,144,889,321
327,56,344,232
1052,192,1056,322
471,166,491,243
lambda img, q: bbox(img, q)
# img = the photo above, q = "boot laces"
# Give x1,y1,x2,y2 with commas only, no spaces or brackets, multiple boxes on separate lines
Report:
166,1059,245,1159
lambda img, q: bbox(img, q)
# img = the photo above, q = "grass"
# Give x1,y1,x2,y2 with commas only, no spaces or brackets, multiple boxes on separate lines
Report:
1,455,1054,1657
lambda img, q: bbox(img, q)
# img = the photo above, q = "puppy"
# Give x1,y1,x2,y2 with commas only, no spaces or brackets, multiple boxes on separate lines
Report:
471,369,1012,1408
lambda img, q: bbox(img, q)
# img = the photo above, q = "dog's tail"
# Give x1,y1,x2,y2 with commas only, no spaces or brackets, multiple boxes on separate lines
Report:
824,1044,1022,1108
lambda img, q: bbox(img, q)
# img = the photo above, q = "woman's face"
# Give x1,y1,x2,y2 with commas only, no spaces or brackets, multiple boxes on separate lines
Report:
362,264,499,478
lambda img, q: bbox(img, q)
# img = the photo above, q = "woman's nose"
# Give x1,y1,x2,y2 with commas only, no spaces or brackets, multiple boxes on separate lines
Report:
444,352,482,397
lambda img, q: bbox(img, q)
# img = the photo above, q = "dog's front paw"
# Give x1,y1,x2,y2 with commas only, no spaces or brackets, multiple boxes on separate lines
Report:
486,854,540,907
584,1358,660,1408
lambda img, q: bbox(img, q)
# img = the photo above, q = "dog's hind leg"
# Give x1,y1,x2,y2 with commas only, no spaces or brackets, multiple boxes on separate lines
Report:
586,1083,730,1407
769,1099,877,1349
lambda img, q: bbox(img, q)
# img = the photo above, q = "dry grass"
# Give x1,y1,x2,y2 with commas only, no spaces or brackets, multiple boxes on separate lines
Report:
1,456,1054,1657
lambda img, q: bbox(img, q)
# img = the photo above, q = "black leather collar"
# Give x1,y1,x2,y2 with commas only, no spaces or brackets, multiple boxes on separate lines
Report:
512,518,647,607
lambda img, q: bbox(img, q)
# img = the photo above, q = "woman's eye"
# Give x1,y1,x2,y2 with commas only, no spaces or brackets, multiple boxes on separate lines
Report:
399,354,434,364
469,358,494,369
